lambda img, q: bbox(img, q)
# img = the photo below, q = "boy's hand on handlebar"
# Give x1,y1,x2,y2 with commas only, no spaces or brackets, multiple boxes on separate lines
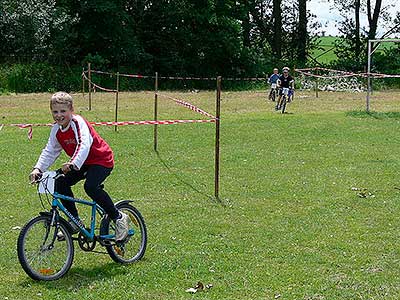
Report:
61,163,75,174
29,169,42,184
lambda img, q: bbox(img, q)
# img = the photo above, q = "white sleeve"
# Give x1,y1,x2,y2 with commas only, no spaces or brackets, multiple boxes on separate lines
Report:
69,116,93,170
34,125,62,172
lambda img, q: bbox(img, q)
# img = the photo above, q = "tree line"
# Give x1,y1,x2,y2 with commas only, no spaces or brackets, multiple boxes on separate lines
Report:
0,0,399,92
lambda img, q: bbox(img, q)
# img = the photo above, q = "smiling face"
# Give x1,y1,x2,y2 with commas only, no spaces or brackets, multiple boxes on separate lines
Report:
50,92,74,129
51,102,73,128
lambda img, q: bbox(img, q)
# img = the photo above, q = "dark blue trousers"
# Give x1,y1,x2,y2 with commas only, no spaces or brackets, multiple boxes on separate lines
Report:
55,164,119,220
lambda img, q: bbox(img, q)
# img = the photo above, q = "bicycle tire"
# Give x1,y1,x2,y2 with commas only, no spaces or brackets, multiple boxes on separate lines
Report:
271,89,276,102
281,95,287,114
100,203,147,264
17,215,74,281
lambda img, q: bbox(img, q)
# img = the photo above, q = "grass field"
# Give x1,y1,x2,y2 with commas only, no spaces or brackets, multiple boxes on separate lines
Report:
1,89,400,299
311,36,338,64
311,36,397,65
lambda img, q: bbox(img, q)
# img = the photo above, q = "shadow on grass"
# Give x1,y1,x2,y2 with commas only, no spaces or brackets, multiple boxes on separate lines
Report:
19,260,139,290
346,110,400,119
155,151,224,205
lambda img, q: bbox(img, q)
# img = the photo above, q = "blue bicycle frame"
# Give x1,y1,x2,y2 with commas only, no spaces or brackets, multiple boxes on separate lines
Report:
51,192,115,241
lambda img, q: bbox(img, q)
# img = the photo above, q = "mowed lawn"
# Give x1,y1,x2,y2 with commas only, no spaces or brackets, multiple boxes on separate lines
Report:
1,89,400,299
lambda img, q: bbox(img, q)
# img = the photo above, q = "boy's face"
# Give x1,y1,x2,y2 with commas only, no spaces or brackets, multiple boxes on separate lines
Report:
51,103,73,128
273,69,278,74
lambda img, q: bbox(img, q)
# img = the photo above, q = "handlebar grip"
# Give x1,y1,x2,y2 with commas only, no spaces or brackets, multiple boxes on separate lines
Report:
56,164,74,175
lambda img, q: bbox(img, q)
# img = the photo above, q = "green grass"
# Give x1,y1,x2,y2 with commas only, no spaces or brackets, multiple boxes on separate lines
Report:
311,36,397,65
311,36,338,64
1,90,400,299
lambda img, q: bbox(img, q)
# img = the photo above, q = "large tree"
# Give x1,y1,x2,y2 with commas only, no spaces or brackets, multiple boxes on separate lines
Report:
272,0,282,58
367,0,383,40
297,0,307,65
333,0,396,70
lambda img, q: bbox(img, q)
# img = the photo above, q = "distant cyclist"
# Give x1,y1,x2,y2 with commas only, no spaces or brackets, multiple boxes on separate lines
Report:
275,67,294,111
267,68,280,101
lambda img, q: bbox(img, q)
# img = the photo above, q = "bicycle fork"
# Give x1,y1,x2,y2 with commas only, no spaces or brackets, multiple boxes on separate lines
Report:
42,208,60,251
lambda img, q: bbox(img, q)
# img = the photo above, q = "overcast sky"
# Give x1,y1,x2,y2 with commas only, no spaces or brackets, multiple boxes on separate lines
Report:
308,0,400,36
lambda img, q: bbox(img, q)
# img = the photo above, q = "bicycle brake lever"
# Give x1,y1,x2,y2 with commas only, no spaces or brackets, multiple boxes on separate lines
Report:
30,173,43,185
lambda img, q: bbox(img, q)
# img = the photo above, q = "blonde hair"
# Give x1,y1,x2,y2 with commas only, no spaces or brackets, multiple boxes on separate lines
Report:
50,92,73,110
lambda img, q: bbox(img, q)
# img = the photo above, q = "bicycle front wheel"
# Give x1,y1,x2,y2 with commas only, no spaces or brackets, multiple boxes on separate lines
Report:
271,89,276,102
17,215,74,281
101,203,147,264
281,95,287,114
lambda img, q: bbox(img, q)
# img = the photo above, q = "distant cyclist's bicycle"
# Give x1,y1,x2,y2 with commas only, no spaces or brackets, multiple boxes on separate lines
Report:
279,87,294,114
268,83,278,102
17,170,147,281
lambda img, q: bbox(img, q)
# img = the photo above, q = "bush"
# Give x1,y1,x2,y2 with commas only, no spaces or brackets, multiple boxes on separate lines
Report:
0,63,83,93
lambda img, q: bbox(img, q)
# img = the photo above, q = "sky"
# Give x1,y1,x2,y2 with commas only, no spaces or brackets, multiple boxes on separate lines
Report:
308,0,400,36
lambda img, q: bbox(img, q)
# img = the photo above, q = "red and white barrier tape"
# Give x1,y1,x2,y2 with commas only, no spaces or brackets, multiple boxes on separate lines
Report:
87,67,400,81
295,67,400,79
91,70,151,79
295,70,357,79
90,119,216,126
3,118,217,140
82,72,117,93
87,69,268,81
157,93,216,119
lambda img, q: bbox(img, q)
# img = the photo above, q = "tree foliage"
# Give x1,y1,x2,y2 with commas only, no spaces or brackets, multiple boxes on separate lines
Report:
0,0,318,75
4,0,398,92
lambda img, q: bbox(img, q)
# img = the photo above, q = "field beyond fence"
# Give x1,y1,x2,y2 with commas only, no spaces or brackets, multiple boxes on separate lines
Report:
1,90,400,299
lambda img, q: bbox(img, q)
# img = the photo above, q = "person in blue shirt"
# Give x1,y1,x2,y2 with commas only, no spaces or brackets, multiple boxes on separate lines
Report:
267,68,280,101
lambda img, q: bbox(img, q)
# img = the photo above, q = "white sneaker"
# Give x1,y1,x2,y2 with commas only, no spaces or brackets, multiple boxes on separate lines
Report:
115,212,129,242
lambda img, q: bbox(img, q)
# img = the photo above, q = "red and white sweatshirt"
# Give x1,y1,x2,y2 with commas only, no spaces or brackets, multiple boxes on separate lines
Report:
34,114,114,171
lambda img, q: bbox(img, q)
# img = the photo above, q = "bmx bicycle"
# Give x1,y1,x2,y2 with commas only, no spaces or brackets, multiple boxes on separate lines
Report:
279,87,294,114
17,169,147,281
269,83,278,102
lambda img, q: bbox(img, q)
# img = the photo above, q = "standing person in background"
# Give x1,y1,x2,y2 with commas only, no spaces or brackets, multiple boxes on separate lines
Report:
267,68,280,101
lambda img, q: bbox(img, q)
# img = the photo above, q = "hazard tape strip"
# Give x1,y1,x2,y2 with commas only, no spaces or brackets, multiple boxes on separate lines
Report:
157,93,216,119
82,72,118,93
90,119,216,126
3,118,217,140
87,69,268,81
295,67,400,79
91,70,152,79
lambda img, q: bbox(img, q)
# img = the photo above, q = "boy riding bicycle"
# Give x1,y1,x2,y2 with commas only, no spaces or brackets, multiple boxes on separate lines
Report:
267,68,280,101
275,67,295,111
29,92,129,242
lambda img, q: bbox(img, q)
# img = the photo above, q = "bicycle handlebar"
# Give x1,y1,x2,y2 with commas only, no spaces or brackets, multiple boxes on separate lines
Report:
32,166,73,184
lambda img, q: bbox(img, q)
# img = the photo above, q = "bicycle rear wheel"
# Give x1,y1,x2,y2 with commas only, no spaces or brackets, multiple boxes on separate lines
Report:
100,203,147,264
17,215,74,281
